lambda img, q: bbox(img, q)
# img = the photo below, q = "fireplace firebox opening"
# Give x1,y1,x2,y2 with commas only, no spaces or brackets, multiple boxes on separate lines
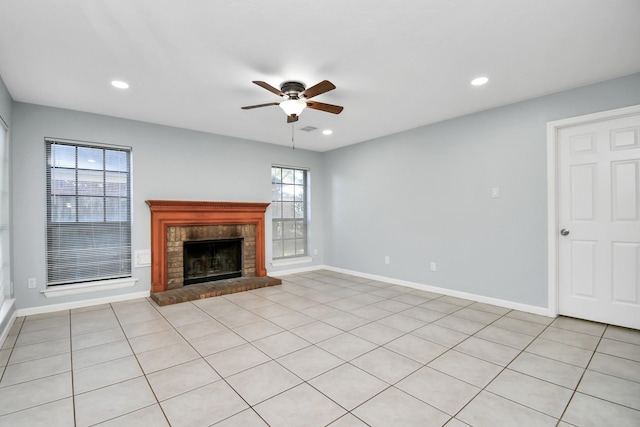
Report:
183,238,243,285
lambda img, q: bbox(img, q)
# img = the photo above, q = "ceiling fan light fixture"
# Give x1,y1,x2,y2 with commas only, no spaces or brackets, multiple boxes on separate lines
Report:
279,99,306,117
242,80,342,123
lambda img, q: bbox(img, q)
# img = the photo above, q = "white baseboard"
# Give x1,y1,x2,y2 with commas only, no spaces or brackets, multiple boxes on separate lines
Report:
276,265,553,318
269,264,328,277
16,291,150,317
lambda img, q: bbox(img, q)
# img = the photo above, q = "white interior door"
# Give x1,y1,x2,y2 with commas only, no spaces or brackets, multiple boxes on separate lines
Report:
557,110,640,329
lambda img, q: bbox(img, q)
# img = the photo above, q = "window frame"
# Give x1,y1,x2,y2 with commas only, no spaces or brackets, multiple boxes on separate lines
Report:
45,138,133,286
271,165,309,260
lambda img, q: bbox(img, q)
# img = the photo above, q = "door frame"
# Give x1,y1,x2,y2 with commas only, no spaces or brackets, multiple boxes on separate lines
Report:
546,104,640,318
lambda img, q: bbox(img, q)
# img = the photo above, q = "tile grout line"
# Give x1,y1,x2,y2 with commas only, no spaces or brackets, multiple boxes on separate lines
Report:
308,276,494,425
68,309,77,427
151,298,276,426
276,272,640,424
442,309,563,424
239,286,481,424
0,316,24,385
449,314,620,424
110,301,174,427
0,314,73,420
416,306,518,424
195,281,423,425
269,279,501,424
554,323,607,425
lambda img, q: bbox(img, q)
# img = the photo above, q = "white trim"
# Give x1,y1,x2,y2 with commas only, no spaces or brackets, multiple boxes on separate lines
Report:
45,136,131,151
274,265,552,317
270,263,327,277
271,163,310,171
0,298,16,348
546,104,640,319
546,121,559,318
271,256,313,267
17,290,149,317
42,277,139,298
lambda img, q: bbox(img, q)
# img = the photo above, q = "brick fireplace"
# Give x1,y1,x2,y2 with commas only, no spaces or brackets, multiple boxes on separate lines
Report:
146,200,270,294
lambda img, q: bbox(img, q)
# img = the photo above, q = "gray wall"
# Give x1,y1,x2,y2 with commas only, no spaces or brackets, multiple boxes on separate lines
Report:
11,103,325,310
7,72,640,312
323,73,640,308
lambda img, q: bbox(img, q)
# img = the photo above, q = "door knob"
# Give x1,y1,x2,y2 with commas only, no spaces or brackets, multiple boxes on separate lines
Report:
560,228,570,236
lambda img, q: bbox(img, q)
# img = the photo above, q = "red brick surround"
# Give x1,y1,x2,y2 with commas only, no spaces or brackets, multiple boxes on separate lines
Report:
146,200,270,293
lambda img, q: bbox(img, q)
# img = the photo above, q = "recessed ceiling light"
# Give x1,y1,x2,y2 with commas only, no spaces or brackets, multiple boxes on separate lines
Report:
111,80,129,89
322,129,333,135
471,77,489,86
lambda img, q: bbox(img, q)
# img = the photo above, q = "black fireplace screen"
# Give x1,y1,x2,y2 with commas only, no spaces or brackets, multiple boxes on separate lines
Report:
183,238,243,285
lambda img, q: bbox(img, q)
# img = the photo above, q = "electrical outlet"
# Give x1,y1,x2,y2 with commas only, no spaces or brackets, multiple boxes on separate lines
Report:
313,248,318,256
28,278,37,288
384,255,390,265
430,262,437,272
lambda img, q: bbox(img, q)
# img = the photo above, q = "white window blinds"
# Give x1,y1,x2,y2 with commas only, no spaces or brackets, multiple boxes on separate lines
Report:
46,139,132,285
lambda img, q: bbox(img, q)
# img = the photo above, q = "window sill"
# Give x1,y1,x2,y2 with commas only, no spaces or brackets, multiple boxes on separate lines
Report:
271,256,313,267
42,277,138,298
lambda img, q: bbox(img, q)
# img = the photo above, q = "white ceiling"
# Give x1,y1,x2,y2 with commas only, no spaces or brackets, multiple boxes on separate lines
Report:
1,1,639,152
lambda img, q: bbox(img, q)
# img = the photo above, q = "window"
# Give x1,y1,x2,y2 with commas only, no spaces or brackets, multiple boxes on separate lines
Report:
46,139,132,285
271,166,308,259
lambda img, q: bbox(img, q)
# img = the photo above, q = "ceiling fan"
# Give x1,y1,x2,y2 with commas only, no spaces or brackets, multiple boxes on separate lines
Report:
241,80,344,123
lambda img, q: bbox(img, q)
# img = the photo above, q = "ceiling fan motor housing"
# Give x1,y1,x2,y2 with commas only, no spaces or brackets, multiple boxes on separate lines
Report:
280,81,305,99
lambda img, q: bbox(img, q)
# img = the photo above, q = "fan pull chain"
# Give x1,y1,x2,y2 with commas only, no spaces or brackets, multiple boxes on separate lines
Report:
291,123,295,150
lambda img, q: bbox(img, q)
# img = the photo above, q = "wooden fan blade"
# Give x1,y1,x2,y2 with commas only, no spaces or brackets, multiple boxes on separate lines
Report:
241,102,280,110
287,114,299,123
305,101,343,114
252,81,284,96
301,80,336,99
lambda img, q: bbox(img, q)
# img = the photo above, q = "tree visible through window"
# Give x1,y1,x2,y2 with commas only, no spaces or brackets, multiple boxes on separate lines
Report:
46,139,132,285
271,166,307,259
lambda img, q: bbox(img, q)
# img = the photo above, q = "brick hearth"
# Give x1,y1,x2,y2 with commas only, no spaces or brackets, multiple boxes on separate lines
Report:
150,276,282,306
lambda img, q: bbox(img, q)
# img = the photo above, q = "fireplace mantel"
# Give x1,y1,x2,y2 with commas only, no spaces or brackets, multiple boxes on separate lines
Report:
146,200,270,293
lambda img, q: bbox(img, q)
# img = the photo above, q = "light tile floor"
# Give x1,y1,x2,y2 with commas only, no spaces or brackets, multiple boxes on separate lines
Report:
1,270,639,426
